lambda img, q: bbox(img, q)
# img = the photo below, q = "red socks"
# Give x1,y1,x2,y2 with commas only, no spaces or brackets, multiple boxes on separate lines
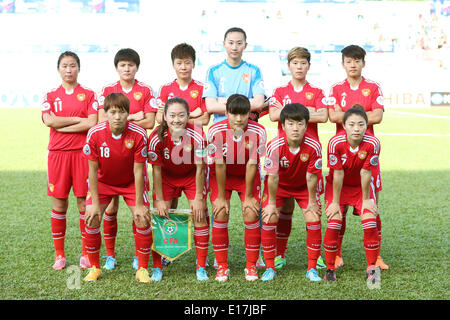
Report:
306,221,322,270
103,211,118,258
324,219,342,270
261,222,277,269
194,225,210,268
244,219,261,268
152,251,162,269
276,211,293,258
85,226,101,268
212,219,229,268
51,209,66,257
79,211,87,256
135,225,153,269
362,218,380,267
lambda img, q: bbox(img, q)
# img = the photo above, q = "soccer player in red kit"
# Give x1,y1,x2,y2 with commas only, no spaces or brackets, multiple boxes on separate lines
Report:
42,51,98,270
97,48,157,270
268,47,328,270
328,45,388,270
156,43,210,127
323,107,381,284
83,93,152,282
208,94,267,282
261,103,323,282
148,97,209,281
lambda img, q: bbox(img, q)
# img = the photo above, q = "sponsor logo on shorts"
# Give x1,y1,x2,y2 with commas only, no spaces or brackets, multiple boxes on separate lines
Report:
125,139,134,149
48,183,55,193
329,154,338,166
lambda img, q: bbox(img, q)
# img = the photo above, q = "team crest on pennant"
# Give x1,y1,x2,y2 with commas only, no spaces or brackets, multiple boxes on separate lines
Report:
362,89,371,97
125,139,134,149
300,153,310,162
77,93,86,101
242,73,250,83
190,90,199,99
358,150,367,159
305,92,314,100
163,219,178,235
133,91,142,101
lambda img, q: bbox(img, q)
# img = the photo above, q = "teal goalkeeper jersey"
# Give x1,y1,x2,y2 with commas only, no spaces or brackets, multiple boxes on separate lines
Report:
203,59,266,123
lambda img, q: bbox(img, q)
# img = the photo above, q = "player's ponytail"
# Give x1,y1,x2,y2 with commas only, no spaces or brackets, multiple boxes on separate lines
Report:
158,97,190,141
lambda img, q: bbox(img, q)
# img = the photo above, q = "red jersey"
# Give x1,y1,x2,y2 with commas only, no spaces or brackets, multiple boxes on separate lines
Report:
328,77,384,135
326,133,380,187
269,81,327,139
84,121,148,187
264,132,322,190
147,123,206,177
207,119,266,176
157,79,207,113
98,80,158,114
42,84,98,151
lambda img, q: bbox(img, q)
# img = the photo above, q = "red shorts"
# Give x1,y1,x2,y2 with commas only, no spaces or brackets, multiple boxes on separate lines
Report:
86,181,150,207
209,171,261,202
152,173,207,201
324,180,376,215
262,177,321,210
47,150,88,198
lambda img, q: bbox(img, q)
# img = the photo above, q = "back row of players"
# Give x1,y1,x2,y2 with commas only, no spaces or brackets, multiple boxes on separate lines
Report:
42,27,388,284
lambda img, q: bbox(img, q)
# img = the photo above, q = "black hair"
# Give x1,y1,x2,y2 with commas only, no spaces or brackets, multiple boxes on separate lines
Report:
171,43,196,64
224,27,247,41
57,51,80,69
341,45,366,62
104,92,130,114
158,97,190,141
226,94,250,115
343,107,368,124
114,48,140,68
280,103,310,125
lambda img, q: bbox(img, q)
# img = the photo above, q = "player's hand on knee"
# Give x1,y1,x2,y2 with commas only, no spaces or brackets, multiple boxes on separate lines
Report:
262,204,279,224
212,198,229,219
325,202,342,221
85,205,101,228
305,199,321,219
242,196,259,217
361,199,378,217
134,204,150,228
191,198,205,223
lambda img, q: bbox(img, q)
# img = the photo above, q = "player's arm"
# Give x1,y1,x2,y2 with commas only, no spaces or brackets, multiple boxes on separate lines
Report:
360,168,377,216
306,107,328,123
192,162,206,222
85,160,101,227
188,111,210,126
326,169,344,220
243,160,259,215
55,113,98,133
132,112,156,130
305,172,321,217
262,173,279,223
212,160,229,217
98,108,107,123
365,108,383,125
328,105,344,124
42,112,81,129
249,94,265,112
205,97,227,115
133,161,151,227
152,164,169,218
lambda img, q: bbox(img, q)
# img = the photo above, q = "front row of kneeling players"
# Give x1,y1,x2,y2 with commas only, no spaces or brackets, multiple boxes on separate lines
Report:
82,91,382,285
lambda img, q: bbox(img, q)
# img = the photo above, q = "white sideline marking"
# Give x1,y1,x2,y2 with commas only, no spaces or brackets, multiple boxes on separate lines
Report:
319,131,450,137
387,110,450,120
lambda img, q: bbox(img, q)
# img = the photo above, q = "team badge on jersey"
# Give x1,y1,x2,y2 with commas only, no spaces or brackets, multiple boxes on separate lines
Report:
264,158,273,169
362,89,371,97
300,153,310,162
305,92,314,100
377,96,384,105
242,73,250,83
190,90,199,99
125,139,134,149
77,93,86,101
358,150,367,159
370,155,379,166
329,154,338,166
141,146,148,158
148,151,158,162
133,92,142,101
83,144,91,155
315,159,322,170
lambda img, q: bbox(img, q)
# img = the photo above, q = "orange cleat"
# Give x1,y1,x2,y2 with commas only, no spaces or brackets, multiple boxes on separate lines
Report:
335,255,344,269
376,256,389,270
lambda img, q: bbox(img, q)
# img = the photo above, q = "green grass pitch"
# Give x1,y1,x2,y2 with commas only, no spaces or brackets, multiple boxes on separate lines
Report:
0,107,449,300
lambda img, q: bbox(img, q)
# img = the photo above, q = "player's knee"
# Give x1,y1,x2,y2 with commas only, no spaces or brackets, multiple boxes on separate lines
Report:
361,211,377,221
326,210,342,221
304,210,321,223
243,208,259,222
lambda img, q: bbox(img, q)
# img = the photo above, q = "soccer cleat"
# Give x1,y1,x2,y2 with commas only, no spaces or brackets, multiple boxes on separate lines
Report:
132,256,138,270
83,266,102,282
316,256,326,269
52,255,66,270
215,266,230,282
151,267,163,282
335,255,344,269
136,267,151,283
323,269,337,282
306,268,322,282
274,255,286,269
213,258,219,269
244,266,258,281
366,266,381,284
256,255,266,268
376,256,389,270
103,256,117,270
79,255,91,269
196,267,209,281
161,256,173,267
261,268,277,282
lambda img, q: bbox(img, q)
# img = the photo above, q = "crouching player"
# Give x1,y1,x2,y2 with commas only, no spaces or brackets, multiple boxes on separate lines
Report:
208,94,267,281
261,103,323,282
148,97,209,281
82,93,153,282
323,107,381,284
